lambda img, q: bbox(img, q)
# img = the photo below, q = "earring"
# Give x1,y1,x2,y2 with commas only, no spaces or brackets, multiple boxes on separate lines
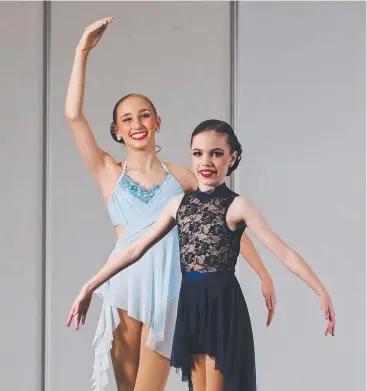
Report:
116,134,122,141
156,128,160,133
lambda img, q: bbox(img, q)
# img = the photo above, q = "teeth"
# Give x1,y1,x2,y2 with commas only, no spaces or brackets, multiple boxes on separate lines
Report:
131,132,147,139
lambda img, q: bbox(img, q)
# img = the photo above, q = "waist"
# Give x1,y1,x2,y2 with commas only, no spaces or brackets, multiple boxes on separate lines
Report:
182,269,235,280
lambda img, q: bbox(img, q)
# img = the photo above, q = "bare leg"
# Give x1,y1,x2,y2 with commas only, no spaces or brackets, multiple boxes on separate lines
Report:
133,324,171,391
111,309,142,391
191,354,206,391
206,355,224,391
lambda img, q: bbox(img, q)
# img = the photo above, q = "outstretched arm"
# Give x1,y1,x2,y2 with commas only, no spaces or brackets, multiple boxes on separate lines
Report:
67,194,183,330
231,196,335,336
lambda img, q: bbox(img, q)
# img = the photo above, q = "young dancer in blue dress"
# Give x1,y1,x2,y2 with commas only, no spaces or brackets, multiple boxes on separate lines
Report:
66,17,276,391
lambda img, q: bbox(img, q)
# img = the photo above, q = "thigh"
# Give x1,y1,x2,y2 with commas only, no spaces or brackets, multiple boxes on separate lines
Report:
205,355,224,391
110,309,142,391
191,354,206,391
133,324,171,391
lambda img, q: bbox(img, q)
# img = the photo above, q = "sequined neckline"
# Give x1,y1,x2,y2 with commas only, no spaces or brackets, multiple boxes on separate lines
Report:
120,170,169,204
195,182,230,201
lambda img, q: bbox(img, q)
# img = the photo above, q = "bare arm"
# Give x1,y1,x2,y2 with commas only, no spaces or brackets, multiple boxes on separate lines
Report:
230,196,335,335
233,197,327,295
67,194,183,329
85,196,180,292
240,232,272,283
240,232,276,326
65,17,116,180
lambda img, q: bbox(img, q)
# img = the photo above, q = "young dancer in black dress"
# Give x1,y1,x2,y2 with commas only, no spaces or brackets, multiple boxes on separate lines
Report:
68,119,336,391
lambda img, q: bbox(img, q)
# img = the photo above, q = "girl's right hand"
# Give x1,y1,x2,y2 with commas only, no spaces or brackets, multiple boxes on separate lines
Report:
66,286,93,331
77,17,113,53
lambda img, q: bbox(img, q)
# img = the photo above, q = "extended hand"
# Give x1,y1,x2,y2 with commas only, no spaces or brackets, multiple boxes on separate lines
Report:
66,286,93,330
77,17,113,52
320,292,336,336
262,278,276,327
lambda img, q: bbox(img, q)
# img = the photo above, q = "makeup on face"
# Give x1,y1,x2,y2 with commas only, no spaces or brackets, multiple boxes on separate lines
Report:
116,97,159,147
191,131,235,189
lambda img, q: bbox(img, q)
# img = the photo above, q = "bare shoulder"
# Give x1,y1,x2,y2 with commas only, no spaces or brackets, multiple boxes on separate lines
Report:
102,158,125,182
232,195,252,209
169,193,185,210
227,195,253,223
165,162,198,192
165,193,185,219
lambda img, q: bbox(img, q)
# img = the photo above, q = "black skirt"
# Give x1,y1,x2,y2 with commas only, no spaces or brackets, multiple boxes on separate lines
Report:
170,269,256,391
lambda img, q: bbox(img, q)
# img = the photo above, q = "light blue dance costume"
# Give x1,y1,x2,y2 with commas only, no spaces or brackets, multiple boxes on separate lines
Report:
92,161,183,391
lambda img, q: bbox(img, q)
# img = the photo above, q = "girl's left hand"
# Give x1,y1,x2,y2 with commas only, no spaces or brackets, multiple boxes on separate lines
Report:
66,286,93,331
320,292,336,336
262,278,276,327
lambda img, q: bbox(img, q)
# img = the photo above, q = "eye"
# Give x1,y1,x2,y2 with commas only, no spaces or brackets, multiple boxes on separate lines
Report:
193,151,202,157
141,113,151,119
212,151,224,157
122,117,132,123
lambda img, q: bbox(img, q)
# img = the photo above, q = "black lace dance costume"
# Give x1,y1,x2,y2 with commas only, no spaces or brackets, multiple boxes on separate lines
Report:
170,182,256,391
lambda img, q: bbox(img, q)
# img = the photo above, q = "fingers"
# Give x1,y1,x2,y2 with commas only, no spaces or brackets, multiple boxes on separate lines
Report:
66,307,74,327
323,303,336,336
264,294,272,311
66,304,86,330
86,17,113,32
97,23,109,36
101,16,113,23
270,292,276,310
325,321,334,336
75,313,81,331
266,308,275,327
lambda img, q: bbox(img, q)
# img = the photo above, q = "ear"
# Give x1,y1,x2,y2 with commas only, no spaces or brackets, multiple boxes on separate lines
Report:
113,123,120,137
230,150,238,167
113,123,123,141
156,116,162,131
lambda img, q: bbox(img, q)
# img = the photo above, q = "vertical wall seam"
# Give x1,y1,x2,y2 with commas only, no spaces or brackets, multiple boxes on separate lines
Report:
230,0,238,193
41,2,51,391
230,1,240,278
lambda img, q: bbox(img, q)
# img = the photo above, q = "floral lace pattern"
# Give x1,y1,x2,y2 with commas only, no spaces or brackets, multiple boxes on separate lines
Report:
176,185,245,272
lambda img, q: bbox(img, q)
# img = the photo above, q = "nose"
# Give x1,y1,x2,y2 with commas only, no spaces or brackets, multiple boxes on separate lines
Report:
201,154,213,166
131,116,143,130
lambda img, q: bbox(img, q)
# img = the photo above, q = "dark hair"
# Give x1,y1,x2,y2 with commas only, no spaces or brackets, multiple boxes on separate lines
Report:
190,119,242,176
110,93,158,144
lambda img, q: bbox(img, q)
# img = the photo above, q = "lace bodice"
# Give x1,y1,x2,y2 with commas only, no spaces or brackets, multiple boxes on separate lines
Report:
176,183,246,272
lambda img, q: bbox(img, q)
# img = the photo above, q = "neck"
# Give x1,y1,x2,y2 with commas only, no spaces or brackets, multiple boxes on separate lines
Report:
125,149,161,172
198,180,226,192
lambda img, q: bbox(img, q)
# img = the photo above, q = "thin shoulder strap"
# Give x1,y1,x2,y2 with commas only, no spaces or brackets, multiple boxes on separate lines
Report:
160,161,169,173
107,160,128,205
121,160,128,175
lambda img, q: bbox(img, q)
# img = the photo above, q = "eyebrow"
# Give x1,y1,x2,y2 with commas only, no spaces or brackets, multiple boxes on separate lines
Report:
120,109,151,119
192,148,225,152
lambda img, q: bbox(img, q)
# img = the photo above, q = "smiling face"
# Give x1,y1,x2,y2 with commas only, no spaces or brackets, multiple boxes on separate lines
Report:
114,95,161,151
191,130,237,190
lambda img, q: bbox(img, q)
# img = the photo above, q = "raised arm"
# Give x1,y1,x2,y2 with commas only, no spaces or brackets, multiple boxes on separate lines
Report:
230,196,335,336
67,194,183,330
65,17,116,181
